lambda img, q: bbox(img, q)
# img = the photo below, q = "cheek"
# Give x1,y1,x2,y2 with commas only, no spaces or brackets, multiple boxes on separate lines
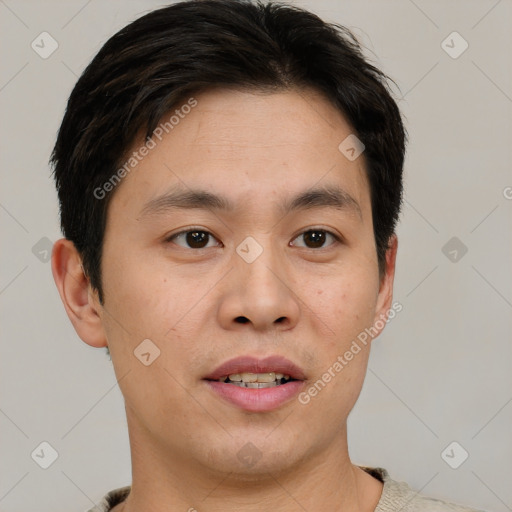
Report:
101,251,213,377
101,249,179,335
310,267,379,347
309,267,378,409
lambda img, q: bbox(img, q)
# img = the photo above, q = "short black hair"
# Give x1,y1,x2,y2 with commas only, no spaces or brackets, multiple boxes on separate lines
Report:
51,0,406,306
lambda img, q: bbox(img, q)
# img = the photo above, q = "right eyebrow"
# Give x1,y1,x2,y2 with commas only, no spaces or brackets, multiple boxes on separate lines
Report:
138,188,234,219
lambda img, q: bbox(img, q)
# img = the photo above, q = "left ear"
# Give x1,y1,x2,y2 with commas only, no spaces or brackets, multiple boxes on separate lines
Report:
372,234,398,330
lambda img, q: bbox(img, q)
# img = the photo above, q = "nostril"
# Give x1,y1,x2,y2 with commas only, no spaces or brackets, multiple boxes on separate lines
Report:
235,316,249,324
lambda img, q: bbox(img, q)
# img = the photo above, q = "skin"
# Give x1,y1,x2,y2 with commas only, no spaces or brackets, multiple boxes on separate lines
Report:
52,87,397,512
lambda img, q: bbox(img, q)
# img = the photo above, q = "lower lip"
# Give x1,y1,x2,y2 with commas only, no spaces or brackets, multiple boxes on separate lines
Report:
205,380,305,412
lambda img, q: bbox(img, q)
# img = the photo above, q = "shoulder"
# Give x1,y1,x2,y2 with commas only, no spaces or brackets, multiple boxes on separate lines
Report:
83,485,131,512
361,467,487,512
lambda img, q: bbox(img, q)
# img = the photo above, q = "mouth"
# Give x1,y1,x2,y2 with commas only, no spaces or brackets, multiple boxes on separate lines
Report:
203,355,306,412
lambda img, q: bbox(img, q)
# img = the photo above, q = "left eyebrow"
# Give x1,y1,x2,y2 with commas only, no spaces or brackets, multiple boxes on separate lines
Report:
281,185,362,220
138,184,362,220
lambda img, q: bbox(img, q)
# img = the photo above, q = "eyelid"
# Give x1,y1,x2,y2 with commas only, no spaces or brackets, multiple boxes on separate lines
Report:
164,226,343,249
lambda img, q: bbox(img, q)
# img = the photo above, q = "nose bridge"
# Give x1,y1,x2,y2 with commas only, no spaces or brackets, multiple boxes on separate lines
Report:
218,233,300,331
235,234,286,300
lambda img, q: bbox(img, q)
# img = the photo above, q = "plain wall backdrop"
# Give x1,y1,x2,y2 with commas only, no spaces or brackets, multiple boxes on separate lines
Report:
1,0,511,511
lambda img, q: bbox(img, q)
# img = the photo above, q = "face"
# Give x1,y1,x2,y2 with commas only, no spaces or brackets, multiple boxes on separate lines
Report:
90,88,396,477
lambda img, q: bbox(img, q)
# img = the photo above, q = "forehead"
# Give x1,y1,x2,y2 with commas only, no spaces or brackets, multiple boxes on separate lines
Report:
109,87,370,220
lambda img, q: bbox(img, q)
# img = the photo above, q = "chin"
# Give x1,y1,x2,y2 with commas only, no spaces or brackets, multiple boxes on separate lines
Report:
197,435,307,478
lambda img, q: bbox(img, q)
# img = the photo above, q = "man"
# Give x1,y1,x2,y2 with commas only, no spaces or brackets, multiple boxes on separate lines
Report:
50,1,484,510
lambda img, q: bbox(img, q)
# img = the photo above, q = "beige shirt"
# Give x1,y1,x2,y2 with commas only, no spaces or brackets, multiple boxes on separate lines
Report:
85,467,485,511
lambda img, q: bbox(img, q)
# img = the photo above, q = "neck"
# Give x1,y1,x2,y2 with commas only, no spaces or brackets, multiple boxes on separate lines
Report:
117,411,383,512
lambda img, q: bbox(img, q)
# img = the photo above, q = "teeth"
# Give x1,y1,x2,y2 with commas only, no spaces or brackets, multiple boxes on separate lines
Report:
250,372,275,383
220,372,292,385
240,372,258,383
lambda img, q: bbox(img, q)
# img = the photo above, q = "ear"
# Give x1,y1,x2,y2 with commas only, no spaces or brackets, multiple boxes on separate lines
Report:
372,234,398,334
51,238,107,348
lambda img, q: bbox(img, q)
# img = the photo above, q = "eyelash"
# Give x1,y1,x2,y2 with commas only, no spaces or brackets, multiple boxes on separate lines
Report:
164,226,342,250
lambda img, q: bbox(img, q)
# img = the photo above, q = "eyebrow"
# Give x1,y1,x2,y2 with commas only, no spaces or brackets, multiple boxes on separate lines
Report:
138,184,362,220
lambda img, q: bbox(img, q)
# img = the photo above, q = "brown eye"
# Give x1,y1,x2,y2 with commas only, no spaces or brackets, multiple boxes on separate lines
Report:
168,229,220,249
291,229,339,249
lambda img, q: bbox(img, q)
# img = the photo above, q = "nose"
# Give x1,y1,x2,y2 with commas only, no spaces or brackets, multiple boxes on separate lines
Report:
216,241,300,333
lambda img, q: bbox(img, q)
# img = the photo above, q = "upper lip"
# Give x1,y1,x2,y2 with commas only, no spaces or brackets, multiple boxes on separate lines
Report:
204,355,306,381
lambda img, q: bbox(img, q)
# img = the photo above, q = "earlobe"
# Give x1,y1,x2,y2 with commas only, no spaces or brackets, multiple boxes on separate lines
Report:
51,238,108,348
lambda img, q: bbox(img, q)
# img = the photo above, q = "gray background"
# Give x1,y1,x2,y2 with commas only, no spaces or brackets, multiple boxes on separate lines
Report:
1,0,511,511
